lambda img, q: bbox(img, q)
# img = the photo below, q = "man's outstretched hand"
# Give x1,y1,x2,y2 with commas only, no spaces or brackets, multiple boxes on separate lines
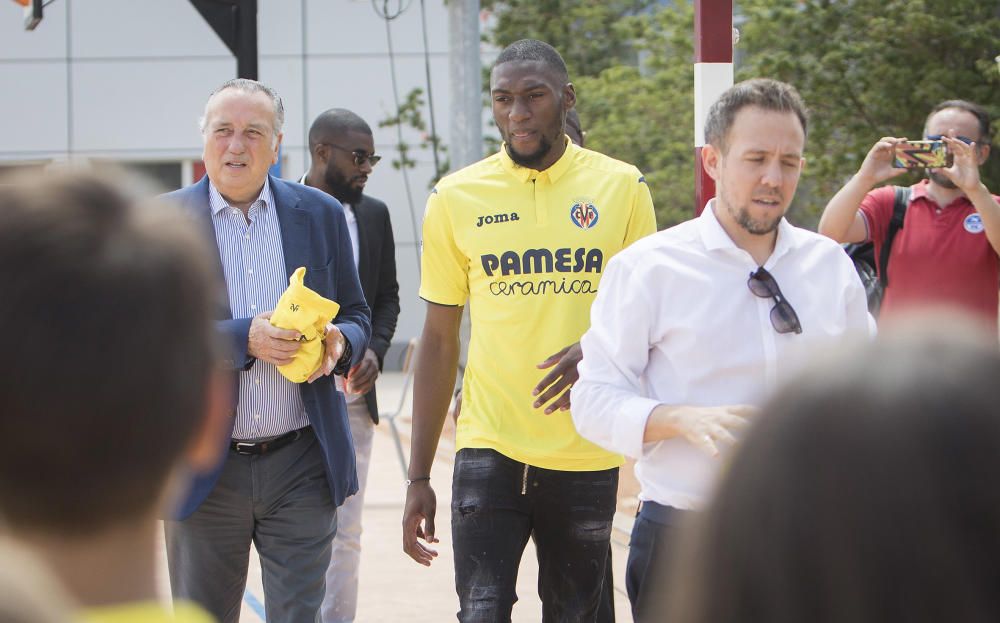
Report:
532,342,583,414
402,481,439,566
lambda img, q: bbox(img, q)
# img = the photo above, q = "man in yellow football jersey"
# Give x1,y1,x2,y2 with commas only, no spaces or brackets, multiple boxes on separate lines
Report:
402,39,656,621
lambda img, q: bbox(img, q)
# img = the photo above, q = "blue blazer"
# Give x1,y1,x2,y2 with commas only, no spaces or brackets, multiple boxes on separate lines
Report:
164,175,371,519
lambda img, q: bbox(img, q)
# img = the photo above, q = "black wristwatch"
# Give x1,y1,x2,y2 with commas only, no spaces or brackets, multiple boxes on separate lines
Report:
333,335,353,376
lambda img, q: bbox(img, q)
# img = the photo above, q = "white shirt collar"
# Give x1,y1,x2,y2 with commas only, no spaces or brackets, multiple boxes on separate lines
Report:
208,176,272,216
698,198,799,267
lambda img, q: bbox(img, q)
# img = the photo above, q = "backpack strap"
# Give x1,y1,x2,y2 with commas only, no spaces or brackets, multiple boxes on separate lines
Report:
877,186,911,289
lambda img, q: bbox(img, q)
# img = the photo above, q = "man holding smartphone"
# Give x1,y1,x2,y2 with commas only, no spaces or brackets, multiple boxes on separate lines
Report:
819,100,1000,330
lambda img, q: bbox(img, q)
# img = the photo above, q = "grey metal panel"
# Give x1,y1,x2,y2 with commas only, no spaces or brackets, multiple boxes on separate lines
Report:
71,0,227,59
282,146,308,182
304,55,451,150
259,0,305,57
0,0,66,60
0,63,68,156
70,59,233,152
305,0,449,56
259,56,305,153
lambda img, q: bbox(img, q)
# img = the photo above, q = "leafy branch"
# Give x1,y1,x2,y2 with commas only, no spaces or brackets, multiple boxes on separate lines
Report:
379,87,450,187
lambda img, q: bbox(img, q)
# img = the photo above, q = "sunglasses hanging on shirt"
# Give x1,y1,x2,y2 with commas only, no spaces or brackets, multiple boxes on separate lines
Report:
747,267,803,335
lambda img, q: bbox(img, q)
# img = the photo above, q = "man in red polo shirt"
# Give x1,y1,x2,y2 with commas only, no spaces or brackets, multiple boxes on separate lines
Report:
819,100,999,331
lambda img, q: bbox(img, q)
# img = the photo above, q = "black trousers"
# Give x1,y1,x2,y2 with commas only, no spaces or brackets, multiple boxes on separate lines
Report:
451,448,618,622
625,503,687,622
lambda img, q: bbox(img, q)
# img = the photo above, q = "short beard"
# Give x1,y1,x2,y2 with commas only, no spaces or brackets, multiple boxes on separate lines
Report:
927,169,957,189
505,134,554,169
731,203,782,236
324,167,364,205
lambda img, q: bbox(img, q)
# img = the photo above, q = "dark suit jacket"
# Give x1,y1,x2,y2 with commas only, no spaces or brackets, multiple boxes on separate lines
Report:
353,194,400,423
164,175,372,519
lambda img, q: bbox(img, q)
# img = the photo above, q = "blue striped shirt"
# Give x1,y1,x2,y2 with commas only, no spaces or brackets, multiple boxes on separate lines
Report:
208,179,310,440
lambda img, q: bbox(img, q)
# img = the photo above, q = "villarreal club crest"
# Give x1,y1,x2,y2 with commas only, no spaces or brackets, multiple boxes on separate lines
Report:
570,199,599,229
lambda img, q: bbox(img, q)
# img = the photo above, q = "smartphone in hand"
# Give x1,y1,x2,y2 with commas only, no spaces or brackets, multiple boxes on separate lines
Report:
893,140,952,169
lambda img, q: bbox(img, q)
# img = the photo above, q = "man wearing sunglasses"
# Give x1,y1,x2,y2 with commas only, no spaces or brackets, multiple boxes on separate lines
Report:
572,78,873,621
819,100,999,332
301,108,400,623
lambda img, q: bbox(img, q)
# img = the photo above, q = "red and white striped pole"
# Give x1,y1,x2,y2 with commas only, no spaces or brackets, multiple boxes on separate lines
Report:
694,0,734,214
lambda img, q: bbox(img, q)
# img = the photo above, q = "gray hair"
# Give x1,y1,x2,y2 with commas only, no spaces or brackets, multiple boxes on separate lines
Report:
198,78,285,140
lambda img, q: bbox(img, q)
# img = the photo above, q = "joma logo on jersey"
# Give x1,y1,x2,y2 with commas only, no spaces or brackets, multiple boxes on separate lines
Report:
481,248,604,277
476,212,520,227
570,201,599,229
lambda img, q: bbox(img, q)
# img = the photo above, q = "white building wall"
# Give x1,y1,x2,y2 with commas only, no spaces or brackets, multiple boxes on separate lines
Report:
0,0,483,359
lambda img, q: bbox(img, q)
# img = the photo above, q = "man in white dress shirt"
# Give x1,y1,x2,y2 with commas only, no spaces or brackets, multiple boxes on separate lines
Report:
571,78,873,622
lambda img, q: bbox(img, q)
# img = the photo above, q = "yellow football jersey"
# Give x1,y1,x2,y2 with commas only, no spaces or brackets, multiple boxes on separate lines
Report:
420,140,656,470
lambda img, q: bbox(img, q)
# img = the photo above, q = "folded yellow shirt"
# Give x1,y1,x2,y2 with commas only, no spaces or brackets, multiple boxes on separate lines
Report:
270,267,341,383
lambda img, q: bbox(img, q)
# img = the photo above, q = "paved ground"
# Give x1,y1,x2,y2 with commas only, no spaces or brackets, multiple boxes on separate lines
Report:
155,372,637,622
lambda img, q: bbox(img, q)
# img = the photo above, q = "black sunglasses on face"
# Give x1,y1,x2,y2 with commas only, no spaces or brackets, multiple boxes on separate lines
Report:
747,267,802,335
319,142,381,167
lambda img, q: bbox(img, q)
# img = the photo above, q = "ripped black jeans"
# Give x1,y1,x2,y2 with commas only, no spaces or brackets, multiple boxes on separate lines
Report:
451,448,618,623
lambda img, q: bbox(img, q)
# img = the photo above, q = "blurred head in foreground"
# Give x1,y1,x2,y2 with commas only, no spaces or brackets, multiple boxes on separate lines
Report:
666,317,1000,623
0,169,229,607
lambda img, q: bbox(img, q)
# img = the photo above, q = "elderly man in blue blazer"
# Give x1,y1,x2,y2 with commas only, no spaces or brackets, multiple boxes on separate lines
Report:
163,79,371,623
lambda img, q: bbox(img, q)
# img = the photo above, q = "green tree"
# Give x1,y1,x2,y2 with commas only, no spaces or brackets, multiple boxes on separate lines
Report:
739,0,1000,228
578,4,695,227
379,87,449,188
481,0,653,79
